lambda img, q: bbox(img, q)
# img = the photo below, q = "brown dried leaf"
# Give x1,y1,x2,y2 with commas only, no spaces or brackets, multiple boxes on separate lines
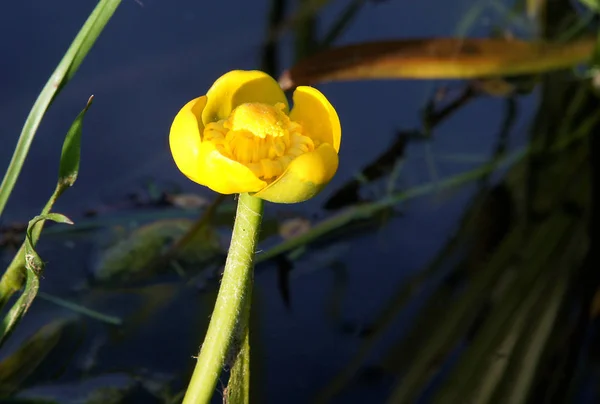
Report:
279,37,594,90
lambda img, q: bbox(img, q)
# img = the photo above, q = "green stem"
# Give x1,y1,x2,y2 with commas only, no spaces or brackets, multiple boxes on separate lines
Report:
182,193,263,404
225,289,252,404
0,185,60,310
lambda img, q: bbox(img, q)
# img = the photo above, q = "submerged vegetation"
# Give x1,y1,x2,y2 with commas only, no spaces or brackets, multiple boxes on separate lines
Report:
2,0,600,402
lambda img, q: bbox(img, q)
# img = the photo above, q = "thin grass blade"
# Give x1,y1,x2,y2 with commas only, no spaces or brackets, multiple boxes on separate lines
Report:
0,98,93,310
0,214,72,347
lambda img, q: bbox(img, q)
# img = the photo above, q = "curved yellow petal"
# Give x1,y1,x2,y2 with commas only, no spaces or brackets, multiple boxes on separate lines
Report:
194,141,267,194
169,96,207,183
252,143,339,203
289,86,341,152
169,96,266,194
202,70,289,125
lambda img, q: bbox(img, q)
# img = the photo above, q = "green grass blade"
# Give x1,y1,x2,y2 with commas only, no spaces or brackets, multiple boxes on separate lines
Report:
491,274,569,404
580,0,600,13
490,232,584,404
431,215,574,403
383,225,526,404
314,187,500,402
0,98,94,310
0,214,72,347
58,95,93,189
259,148,526,263
0,0,121,218
37,292,121,325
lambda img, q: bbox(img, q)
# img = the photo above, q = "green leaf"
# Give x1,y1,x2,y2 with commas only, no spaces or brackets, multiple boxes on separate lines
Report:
0,319,67,397
93,219,222,285
1,96,94,311
0,0,121,218
58,95,94,189
27,214,74,255
580,0,600,13
0,214,72,347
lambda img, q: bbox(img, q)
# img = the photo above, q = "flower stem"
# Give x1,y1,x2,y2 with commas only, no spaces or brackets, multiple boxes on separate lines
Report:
225,291,252,404
183,193,263,404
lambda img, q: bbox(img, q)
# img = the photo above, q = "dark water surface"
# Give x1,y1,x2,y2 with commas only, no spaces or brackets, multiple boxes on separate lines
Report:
0,1,538,402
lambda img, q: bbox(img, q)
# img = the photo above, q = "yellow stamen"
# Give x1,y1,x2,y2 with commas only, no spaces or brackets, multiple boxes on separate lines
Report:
204,102,314,180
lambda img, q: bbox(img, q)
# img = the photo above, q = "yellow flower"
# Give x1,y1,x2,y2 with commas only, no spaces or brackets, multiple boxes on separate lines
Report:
169,70,341,204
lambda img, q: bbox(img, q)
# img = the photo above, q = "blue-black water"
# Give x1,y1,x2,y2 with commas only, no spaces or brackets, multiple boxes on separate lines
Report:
0,1,539,403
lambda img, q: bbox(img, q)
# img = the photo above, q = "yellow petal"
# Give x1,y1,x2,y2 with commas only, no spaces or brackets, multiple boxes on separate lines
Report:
252,143,339,203
193,141,267,194
202,70,289,125
170,95,266,194
289,86,341,152
169,96,207,184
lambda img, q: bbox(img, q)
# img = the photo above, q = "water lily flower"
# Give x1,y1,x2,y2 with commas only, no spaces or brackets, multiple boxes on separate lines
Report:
169,70,341,203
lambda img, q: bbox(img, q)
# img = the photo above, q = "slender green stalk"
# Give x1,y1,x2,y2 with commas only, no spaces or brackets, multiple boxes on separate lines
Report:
0,97,93,310
183,193,263,404
225,290,252,404
258,147,527,263
37,292,122,325
0,185,60,309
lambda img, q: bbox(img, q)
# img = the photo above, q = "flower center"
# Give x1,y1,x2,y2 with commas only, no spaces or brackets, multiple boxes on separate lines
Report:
204,102,315,180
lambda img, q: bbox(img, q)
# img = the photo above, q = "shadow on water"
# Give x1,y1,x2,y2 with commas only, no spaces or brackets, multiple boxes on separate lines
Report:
1,0,599,403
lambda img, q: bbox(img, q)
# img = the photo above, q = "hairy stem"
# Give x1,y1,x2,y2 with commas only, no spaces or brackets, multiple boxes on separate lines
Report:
183,193,263,404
